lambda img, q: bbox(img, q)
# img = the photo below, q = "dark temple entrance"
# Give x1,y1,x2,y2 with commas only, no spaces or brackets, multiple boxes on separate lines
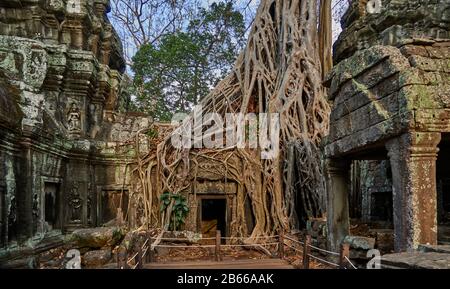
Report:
200,198,226,239
44,182,60,230
437,134,450,244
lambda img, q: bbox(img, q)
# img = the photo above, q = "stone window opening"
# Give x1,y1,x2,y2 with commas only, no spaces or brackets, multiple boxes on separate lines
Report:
44,182,60,231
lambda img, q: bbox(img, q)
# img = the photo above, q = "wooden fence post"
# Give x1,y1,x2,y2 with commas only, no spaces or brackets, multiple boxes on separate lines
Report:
302,235,311,269
215,230,221,261
148,247,154,263
145,234,152,263
278,231,284,259
339,243,350,269
117,245,128,269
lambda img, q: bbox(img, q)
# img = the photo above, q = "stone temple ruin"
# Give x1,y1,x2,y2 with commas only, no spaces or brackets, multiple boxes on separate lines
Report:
0,0,151,257
0,0,449,269
325,0,450,254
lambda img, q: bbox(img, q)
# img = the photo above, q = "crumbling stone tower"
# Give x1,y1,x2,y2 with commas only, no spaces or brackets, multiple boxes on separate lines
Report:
325,0,450,252
0,0,150,255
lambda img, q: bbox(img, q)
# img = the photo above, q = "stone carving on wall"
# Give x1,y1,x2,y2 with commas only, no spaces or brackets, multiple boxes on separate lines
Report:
28,51,45,85
88,103,101,139
48,0,65,11
7,195,16,235
67,102,81,133
32,193,39,220
195,181,237,195
87,183,93,224
69,183,82,223
0,0,146,253
66,0,82,14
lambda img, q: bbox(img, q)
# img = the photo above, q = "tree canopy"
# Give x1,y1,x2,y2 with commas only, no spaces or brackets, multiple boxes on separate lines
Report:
130,1,246,121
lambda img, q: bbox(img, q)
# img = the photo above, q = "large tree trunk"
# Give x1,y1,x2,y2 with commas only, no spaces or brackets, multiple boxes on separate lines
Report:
131,0,331,239
319,0,333,79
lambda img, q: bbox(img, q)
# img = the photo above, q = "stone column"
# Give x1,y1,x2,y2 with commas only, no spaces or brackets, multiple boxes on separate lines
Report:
18,137,34,242
0,184,5,247
326,159,351,252
70,20,84,50
386,132,441,252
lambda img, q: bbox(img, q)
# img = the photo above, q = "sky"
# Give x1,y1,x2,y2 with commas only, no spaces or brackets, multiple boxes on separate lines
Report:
204,0,348,43
110,0,348,73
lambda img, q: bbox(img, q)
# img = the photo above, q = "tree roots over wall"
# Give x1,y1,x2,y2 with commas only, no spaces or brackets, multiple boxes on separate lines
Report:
127,0,330,244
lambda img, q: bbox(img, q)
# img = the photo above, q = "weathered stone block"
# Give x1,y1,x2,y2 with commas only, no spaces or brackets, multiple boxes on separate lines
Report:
82,249,112,268
370,229,394,254
68,227,125,249
409,55,450,73
329,46,409,99
344,235,376,251
330,92,399,141
418,244,450,254
382,252,450,269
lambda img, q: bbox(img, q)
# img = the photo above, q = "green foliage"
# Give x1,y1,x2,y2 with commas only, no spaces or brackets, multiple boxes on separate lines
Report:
159,191,189,231
146,128,159,139
132,1,245,121
189,1,246,80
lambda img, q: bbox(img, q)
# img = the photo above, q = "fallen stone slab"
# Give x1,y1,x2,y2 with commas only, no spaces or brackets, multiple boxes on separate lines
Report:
381,252,450,269
0,256,37,269
82,249,112,268
67,227,125,249
418,245,450,254
344,235,375,250
343,235,376,260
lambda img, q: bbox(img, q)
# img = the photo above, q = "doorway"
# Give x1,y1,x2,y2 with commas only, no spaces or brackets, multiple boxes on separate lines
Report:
200,198,226,238
101,190,129,225
44,182,60,230
437,134,450,223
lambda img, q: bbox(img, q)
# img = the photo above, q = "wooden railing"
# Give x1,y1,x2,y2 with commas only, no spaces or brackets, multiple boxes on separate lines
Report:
117,231,357,269
282,233,357,269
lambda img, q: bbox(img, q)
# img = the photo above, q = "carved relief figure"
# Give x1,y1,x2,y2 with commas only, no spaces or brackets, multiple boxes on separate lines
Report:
87,183,93,224
69,184,82,222
7,196,16,236
32,193,39,220
88,103,101,138
67,102,81,132
66,0,81,14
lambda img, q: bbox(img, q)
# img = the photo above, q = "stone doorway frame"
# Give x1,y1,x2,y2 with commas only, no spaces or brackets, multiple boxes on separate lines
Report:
96,185,129,227
326,132,442,252
196,195,231,238
39,177,64,236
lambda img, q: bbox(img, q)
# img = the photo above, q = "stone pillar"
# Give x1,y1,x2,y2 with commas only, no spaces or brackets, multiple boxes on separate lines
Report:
0,184,5,248
18,137,34,242
386,132,441,252
326,159,351,252
72,27,83,49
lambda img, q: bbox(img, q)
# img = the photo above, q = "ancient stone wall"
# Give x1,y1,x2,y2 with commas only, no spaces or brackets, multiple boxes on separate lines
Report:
0,0,150,256
325,0,450,252
350,160,393,223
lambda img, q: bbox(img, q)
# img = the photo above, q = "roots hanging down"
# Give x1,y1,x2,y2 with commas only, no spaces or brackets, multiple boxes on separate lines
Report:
128,0,331,241
284,139,327,230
